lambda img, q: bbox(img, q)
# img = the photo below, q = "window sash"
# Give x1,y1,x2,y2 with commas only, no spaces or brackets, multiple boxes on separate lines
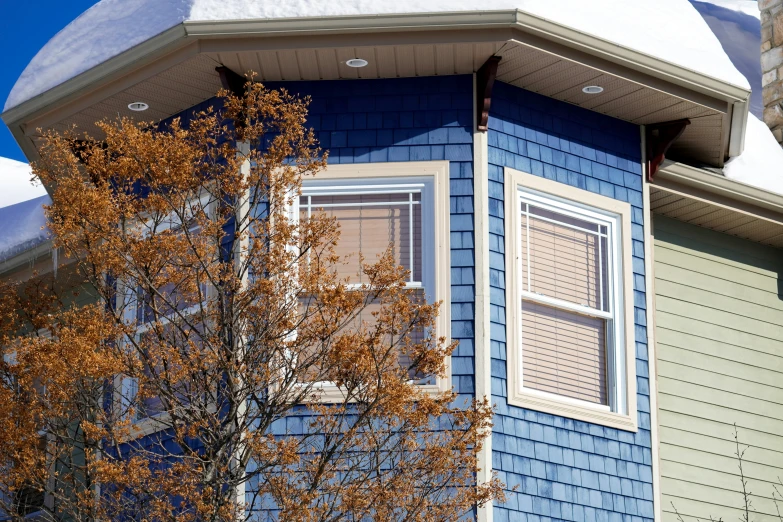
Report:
118,209,212,425
295,179,436,395
301,189,423,286
517,189,623,412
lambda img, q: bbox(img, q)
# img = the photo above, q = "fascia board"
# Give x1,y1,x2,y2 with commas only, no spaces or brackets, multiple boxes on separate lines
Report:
656,160,783,217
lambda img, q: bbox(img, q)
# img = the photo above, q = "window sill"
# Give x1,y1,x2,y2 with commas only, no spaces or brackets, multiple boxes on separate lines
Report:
296,375,450,404
127,412,172,440
508,388,637,432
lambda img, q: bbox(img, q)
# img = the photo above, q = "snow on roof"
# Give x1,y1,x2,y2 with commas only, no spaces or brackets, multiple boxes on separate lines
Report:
696,0,760,19
4,0,749,111
0,157,47,209
723,114,783,196
0,157,50,263
0,194,51,264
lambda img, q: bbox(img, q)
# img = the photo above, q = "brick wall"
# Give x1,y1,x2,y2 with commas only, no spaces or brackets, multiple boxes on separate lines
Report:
487,81,654,522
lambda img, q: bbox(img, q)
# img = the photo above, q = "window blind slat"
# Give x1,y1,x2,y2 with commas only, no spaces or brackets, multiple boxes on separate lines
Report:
519,201,610,406
521,301,608,405
306,194,422,283
521,211,608,311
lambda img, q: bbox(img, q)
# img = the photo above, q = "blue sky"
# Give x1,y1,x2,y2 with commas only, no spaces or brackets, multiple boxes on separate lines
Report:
0,1,97,162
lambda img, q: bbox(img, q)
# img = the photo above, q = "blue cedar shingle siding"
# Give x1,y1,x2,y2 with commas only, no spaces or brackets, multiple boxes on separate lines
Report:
488,82,653,522
249,75,477,515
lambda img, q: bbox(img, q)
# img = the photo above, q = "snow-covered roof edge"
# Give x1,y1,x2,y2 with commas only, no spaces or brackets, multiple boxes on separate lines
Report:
0,194,51,267
4,0,749,112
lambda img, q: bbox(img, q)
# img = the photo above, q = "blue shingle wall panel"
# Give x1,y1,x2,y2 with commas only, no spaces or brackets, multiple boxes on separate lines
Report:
488,82,652,522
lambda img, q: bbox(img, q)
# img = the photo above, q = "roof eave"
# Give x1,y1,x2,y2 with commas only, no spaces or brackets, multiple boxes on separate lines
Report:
2,9,752,160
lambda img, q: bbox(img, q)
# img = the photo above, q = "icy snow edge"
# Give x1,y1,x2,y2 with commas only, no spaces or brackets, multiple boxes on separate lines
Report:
5,0,749,111
0,195,51,265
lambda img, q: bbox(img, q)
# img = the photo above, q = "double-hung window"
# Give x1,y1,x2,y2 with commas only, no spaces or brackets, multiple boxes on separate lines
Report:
505,168,637,431
295,162,451,400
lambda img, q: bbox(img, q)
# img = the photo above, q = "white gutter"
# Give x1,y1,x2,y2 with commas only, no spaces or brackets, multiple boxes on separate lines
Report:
2,10,750,158
0,239,54,276
656,160,783,216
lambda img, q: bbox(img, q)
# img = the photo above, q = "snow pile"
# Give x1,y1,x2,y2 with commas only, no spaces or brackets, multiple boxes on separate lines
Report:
0,157,47,209
0,194,51,264
4,0,748,111
696,0,759,19
723,114,783,195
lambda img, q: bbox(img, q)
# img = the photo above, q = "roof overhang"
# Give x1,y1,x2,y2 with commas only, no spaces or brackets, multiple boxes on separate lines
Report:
651,160,783,248
2,10,751,167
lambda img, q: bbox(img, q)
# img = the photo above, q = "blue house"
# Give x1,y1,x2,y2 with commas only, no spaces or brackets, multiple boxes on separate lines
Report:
0,1,757,520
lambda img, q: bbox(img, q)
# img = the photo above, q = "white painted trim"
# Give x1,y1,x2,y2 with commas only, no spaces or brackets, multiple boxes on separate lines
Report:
295,161,452,403
473,74,493,522
656,160,783,216
642,127,663,522
504,167,637,432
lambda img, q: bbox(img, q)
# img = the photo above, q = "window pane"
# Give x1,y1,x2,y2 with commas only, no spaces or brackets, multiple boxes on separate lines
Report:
296,289,429,385
304,193,422,284
521,300,608,405
521,204,609,312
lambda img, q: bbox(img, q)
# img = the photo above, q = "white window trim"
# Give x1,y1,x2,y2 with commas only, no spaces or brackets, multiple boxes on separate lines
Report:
114,195,216,439
295,161,451,403
504,168,637,432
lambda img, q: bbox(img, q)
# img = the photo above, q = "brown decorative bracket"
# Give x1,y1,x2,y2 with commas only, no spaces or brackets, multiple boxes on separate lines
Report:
476,56,501,132
216,66,247,97
646,119,690,181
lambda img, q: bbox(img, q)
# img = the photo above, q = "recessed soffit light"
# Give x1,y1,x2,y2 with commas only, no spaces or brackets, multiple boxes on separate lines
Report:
128,102,149,111
345,58,369,68
582,85,604,95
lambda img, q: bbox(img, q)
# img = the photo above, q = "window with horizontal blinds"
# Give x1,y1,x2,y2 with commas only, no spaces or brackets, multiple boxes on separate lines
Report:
297,180,437,391
519,200,613,406
521,302,608,404
297,291,430,384
120,221,208,424
302,192,423,285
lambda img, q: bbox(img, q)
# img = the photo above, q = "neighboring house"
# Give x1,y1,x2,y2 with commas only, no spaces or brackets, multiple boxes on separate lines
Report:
650,162,783,521
2,0,781,521
647,2,783,520
0,183,96,521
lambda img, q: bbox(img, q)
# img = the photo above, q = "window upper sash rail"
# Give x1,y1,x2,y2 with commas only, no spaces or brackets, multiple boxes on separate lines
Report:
520,291,612,320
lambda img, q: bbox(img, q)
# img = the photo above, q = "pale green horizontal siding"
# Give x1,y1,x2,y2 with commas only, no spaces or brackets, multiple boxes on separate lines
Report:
653,216,783,522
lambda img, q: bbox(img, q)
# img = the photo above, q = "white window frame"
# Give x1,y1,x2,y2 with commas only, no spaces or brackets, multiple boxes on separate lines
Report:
114,194,215,438
505,168,637,432
293,161,452,402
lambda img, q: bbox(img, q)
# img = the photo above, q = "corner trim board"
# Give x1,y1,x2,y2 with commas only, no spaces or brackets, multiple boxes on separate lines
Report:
473,73,494,522
642,125,663,522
